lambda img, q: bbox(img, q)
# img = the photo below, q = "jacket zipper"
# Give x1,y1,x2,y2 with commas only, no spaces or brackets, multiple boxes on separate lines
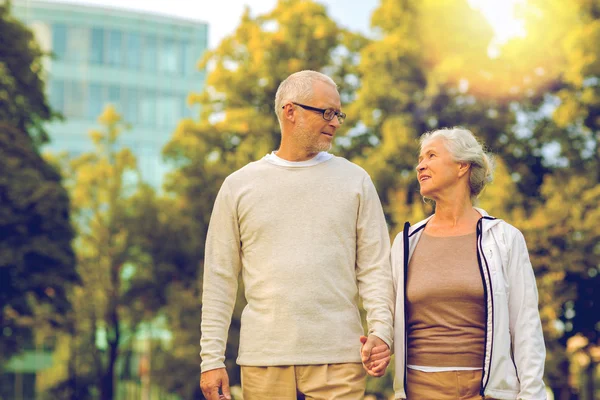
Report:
477,217,495,396
402,221,411,394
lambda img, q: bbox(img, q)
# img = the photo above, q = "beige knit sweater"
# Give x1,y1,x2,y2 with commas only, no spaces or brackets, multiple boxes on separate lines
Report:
200,156,394,372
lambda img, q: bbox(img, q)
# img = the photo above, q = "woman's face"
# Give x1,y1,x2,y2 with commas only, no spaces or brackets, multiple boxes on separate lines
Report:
416,137,464,200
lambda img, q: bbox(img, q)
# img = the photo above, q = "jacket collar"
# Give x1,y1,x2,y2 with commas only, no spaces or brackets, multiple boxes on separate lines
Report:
407,207,503,236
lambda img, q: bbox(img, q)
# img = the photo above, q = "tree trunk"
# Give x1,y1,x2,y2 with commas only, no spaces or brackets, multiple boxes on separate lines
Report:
100,304,120,400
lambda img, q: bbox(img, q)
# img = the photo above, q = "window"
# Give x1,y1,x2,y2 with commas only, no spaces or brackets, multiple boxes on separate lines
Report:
156,94,180,127
139,90,156,126
52,23,67,60
90,28,104,64
88,84,104,119
107,30,123,66
125,32,141,70
159,39,179,74
65,81,86,118
67,27,89,63
181,41,197,76
142,35,157,72
181,96,192,118
123,88,138,124
108,85,121,112
49,79,65,113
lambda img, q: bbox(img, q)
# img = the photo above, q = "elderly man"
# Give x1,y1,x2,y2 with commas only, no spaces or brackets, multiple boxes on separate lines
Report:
200,70,393,400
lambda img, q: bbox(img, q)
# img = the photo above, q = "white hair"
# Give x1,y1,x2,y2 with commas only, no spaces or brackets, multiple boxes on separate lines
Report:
419,127,495,202
274,70,337,125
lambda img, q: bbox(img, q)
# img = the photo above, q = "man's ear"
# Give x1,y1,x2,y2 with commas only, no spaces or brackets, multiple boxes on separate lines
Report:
282,104,295,123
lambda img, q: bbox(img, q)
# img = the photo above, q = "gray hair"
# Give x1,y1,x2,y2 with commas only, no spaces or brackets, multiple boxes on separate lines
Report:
419,127,495,202
274,70,337,125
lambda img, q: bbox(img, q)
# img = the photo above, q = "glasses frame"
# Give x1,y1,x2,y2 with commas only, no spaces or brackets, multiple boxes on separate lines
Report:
284,102,346,124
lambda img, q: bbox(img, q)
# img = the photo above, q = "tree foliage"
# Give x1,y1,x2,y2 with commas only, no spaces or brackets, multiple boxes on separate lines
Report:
0,2,54,145
0,3,76,368
44,106,154,400
157,0,600,397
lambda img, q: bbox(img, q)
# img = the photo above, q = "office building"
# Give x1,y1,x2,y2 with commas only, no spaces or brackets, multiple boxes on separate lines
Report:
11,0,208,185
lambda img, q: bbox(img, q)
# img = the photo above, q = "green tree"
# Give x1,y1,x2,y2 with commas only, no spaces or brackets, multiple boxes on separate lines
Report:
0,3,76,368
522,175,599,400
349,0,598,396
507,2,600,397
49,106,152,400
0,2,54,146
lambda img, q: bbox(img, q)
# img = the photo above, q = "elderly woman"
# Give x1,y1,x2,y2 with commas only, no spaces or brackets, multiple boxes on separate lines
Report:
388,127,546,399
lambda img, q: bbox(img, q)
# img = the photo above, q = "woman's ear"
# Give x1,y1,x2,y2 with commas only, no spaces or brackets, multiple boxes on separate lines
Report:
458,162,471,178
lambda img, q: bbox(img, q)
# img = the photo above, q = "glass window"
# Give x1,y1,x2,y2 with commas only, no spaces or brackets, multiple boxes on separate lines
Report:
125,32,141,70
142,35,157,72
88,83,104,119
107,30,123,66
65,81,86,118
156,94,180,127
123,88,138,124
49,79,65,113
108,85,121,112
159,39,179,74
90,28,104,64
181,41,196,76
52,23,67,60
139,90,156,126
67,27,89,63
181,96,191,118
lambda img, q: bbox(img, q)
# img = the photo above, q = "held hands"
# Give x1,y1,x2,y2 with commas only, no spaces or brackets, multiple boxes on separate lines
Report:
200,368,231,400
360,335,391,377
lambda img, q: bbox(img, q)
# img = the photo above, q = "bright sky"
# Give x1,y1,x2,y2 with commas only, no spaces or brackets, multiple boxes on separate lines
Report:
48,0,379,49
44,0,526,50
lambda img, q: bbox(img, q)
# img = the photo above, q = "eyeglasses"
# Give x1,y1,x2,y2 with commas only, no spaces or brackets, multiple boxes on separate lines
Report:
284,102,346,124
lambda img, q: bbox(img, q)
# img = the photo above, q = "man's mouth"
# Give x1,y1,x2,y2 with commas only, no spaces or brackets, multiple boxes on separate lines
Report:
321,132,333,137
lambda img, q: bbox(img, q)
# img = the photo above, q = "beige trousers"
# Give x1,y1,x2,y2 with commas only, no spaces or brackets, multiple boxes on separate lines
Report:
406,369,500,400
241,363,366,400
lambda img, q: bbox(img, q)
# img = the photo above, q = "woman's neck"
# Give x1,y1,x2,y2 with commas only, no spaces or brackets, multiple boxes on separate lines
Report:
426,201,481,236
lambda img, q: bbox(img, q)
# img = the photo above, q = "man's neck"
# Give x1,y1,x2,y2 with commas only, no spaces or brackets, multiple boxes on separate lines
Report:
274,148,319,162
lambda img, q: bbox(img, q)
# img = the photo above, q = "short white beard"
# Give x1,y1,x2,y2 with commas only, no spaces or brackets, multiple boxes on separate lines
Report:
295,121,332,154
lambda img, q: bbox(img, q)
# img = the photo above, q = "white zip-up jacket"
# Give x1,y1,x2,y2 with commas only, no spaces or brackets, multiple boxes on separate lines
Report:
391,209,547,399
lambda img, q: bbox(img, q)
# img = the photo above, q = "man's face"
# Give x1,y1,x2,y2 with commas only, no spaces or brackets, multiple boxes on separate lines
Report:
293,81,342,154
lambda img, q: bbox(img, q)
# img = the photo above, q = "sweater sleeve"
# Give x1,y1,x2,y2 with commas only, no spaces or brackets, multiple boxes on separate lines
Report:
355,175,394,348
506,229,547,399
200,179,242,372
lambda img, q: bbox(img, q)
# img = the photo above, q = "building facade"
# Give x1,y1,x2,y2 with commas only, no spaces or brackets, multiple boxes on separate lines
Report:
12,0,208,185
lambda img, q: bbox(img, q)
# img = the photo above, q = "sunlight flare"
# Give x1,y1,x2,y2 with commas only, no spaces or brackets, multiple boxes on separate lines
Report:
469,0,527,45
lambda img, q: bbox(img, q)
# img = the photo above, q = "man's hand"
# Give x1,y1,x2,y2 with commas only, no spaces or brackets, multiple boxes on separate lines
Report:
200,368,231,400
360,335,391,377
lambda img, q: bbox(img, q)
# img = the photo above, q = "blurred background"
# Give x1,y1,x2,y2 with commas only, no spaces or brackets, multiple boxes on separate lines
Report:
0,0,598,399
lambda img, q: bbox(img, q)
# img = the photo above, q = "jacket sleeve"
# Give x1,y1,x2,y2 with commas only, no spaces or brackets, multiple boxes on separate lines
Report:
355,175,394,348
200,179,242,373
506,228,547,399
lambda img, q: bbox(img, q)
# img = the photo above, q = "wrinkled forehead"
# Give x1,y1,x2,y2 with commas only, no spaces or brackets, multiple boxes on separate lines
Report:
419,137,447,155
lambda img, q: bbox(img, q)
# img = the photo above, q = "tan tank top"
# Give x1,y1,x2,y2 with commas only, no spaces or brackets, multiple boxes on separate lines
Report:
406,232,485,367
